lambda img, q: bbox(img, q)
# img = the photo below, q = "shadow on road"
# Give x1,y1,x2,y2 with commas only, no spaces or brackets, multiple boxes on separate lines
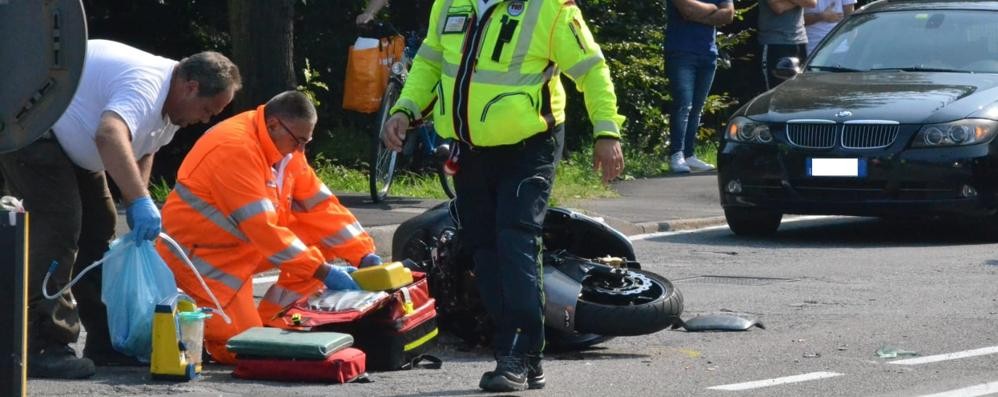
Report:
549,347,650,361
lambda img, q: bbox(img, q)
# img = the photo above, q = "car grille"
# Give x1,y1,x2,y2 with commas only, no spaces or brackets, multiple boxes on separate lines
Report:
787,123,837,149
786,121,900,149
841,124,899,149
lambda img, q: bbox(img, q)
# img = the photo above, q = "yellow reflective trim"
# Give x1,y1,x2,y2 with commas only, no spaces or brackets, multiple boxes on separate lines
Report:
416,44,443,64
404,327,439,352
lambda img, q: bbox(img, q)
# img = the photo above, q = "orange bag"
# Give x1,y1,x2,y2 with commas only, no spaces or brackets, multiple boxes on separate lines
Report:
342,35,405,113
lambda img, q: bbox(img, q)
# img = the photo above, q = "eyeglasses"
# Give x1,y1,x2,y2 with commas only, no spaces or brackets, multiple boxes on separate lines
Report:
276,118,313,149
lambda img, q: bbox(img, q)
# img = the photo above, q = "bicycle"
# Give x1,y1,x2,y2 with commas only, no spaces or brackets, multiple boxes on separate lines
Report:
364,22,455,203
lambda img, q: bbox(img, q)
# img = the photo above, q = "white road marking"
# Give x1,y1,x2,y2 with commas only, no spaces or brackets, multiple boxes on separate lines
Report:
917,381,998,397
390,207,429,214
706,371,844,391
629,215,834,241
253,274,279,285
889,346,998,366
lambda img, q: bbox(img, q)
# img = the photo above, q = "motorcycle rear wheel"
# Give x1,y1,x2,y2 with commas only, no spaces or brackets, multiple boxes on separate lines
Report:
574,269,683,336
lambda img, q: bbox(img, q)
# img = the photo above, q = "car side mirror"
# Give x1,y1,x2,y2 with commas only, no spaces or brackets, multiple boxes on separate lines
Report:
773,57,801,81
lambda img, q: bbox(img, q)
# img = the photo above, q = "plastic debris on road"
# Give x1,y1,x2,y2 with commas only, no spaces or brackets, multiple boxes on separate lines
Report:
875,346,918,358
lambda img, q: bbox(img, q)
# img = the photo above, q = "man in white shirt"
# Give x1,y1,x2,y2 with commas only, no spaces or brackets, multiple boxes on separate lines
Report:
0,39,240,379
804,0,856,54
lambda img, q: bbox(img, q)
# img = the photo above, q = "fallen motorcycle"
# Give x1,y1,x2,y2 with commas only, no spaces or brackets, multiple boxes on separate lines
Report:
392,201,684,350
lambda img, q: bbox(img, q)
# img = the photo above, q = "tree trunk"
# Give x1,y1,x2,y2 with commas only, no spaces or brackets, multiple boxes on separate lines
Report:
228,0,297,112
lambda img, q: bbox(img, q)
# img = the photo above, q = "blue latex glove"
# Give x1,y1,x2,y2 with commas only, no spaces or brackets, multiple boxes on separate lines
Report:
126,196,161,242
323,264,360,291
360,253,383,268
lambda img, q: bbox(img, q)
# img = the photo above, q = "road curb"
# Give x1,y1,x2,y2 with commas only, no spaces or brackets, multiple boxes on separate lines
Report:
567,209,728,237
368,213,730,259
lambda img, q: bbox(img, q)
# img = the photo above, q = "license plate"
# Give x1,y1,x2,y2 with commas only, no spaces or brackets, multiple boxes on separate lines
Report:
806,158,866,177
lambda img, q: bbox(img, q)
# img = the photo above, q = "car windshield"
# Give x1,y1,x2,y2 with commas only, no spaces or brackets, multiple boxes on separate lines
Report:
808,10,998,74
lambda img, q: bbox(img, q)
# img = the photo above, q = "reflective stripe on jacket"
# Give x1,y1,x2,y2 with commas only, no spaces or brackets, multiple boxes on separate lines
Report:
155,105,375,306
390,0,625,147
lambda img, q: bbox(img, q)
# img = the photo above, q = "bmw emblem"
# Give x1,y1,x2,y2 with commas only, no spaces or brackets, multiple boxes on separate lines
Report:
835,110,853,118
508,1,524,16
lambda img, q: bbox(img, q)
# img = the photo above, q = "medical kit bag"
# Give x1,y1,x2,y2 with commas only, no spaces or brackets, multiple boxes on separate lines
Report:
226,327,354,360
232,347,368,384
282,271,440,371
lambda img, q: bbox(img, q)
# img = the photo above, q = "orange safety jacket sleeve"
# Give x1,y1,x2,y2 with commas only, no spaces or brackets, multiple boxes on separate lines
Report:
201,148,329,281
288,160,376,267
549,2,625,140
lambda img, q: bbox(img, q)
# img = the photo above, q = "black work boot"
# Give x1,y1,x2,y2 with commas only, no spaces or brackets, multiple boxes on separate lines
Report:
479,355,528,392
527,355,545,389
28,345,96,379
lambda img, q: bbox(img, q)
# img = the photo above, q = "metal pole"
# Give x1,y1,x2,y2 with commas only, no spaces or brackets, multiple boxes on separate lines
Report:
0,211,28,396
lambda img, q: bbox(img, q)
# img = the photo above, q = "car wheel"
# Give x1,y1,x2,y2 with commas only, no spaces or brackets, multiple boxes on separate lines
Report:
724,207,782,236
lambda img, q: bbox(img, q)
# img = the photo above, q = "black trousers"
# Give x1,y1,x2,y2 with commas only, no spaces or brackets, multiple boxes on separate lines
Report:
454,125,564,357
0,138,116,353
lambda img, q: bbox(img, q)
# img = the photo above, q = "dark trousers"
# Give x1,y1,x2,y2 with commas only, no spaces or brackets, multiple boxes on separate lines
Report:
761,43,807,90
454,125,564,357
0,138,116,354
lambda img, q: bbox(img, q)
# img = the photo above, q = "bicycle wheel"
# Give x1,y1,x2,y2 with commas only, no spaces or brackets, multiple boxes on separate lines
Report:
370,80,402,203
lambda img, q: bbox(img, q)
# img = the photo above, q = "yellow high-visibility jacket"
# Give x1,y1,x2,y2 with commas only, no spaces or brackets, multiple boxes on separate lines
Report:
391,0,625,146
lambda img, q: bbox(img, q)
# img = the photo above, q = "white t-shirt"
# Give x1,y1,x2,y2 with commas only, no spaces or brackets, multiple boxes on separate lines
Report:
52,39,180,172
804,0,856,54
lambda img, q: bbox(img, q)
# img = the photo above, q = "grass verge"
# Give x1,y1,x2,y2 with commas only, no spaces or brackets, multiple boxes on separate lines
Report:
149,144,718,204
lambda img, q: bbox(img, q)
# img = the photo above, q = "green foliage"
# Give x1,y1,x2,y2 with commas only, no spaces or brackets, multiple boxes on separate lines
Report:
298,58,329,107
149,177,172,203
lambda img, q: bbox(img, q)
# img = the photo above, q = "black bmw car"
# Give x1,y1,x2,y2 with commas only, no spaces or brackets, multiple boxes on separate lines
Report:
719,0,998,237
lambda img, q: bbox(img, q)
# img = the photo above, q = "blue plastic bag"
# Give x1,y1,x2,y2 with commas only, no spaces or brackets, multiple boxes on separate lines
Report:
101,234,177,363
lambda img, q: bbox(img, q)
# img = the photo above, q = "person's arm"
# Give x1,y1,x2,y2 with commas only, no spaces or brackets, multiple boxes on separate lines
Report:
356,0,389,25
288,157,376,267
708,2,735,26
95,111,148,202
137,153,154,186
550,4,625,182
808,1,845,24
384,0,444,151
842,3,855,16
768,0,798,15
671,0,719,22
790,0,818,9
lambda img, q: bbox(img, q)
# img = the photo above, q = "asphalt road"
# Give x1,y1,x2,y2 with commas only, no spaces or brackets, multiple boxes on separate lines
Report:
29,216,998,396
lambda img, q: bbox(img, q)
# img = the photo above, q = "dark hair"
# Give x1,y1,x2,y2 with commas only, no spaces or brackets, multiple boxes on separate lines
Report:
176,51,242,97
264,91,317,122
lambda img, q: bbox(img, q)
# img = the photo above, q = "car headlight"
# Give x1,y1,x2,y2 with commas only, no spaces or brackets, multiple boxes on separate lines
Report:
726,116,773,143
912,119,998,147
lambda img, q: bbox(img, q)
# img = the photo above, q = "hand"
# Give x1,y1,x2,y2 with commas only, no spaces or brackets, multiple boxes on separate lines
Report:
382,113,411,152
355,12,374,26
360,253,383,268
126,196,161,242
323,264,360,291
593,139,624,184
821,4,843,22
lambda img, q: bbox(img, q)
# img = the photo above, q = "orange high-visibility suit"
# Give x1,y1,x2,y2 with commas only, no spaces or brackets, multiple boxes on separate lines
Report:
155,105,375,364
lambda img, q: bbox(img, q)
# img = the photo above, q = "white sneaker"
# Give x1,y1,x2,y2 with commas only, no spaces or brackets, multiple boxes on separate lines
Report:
685,155,715,171
670,152,690,173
